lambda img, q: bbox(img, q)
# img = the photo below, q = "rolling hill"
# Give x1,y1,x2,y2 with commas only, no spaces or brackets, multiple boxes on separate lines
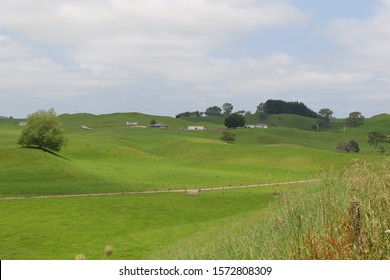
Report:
0,111,388,260
1,112,388,197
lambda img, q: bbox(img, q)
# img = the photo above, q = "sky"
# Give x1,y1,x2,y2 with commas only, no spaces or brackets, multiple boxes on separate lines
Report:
1,0,390,118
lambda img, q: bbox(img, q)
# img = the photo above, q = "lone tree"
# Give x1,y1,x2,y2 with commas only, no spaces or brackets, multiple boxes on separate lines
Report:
222,102,233,116
368,132,388,153
337,140,360,153
256,102,267,120
318,108,333,127
18,108,66,152
224,113,245,128
346,111,365,127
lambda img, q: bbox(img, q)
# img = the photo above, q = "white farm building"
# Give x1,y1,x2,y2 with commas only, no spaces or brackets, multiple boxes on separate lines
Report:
188,126,205,130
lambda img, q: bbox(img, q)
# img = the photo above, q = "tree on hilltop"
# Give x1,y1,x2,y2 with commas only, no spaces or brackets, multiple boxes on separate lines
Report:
222,103,233,116
346,111,365,127
18,108,66,152
318,108,333,127
204,106,222,116
224,113,245,128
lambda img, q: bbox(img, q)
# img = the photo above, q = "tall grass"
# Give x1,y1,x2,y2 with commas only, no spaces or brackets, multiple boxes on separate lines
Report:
153,160,389,259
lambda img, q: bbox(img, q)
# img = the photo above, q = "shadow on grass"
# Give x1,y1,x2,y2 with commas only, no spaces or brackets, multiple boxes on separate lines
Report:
20,145,71,161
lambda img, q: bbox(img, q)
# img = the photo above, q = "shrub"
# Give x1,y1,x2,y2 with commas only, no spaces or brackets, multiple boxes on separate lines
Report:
221,131,236,143
336,140,359,153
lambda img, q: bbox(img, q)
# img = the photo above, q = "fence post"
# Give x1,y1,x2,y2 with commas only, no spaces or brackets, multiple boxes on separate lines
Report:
350,200,361,244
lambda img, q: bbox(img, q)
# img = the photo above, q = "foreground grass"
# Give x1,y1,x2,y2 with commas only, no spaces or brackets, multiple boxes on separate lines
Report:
0,186,281,260
152,160,390,259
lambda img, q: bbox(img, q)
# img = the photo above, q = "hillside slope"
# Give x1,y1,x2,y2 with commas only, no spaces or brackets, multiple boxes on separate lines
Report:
0,112,386,196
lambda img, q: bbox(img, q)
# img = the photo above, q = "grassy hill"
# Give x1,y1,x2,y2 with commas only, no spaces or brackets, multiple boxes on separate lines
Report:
0,111,388,259
1,112,388,196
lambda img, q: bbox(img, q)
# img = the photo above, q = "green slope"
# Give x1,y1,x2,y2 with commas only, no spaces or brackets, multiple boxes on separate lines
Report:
0,112,386,196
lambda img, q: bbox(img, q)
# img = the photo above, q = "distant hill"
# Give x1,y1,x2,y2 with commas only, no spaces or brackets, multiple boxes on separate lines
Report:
59,112,222,131
358,113,390,132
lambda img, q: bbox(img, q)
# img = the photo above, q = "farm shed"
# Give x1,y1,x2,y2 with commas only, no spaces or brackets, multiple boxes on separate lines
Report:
246,124,268,129
188,126,204,130
148,123,168,129
256,124,268,128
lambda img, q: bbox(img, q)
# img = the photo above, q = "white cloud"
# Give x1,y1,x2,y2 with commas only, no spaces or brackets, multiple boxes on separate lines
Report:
325,0,390,61
0,1,389,118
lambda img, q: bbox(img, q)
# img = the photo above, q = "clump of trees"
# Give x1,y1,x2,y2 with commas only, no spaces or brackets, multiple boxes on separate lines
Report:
204,106,223,117
175,111,201,118
337,140,360,153
178,102,247,118
18,108,66,152
224,113,245,128
258,100,319,118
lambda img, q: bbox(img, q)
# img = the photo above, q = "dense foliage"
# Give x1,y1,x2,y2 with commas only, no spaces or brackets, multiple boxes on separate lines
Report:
175,111,201,118
18,108,65,152
263,100,319,118
204,106,223,116
224,113,246,128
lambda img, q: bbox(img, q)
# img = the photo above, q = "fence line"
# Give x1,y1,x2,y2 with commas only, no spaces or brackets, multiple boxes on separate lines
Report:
1,179,319,201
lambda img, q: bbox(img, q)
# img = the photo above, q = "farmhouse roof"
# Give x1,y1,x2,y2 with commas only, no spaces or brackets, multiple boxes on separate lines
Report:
148,123,168,128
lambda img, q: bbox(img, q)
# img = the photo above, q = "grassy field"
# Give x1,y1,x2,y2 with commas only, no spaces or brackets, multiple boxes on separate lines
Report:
152,160,390,260
0,112,388,259
0,186,280,259
1,113,385,196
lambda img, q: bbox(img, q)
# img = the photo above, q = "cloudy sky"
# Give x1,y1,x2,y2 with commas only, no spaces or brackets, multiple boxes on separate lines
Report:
1,0,389,118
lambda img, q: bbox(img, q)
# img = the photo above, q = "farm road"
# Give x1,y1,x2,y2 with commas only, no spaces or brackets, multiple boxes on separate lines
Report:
1,179,319,201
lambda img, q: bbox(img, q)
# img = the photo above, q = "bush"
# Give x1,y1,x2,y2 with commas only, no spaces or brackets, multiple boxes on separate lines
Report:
221,131,236,143
336,140,359,153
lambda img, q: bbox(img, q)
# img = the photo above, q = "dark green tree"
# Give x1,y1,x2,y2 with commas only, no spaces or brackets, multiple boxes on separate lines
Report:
18,108,66,152
224,113,245,128
346,111,365,127
368,132,388,150
256,102,267,120
318,108,333,127
222,103,233,116
204,106,222,116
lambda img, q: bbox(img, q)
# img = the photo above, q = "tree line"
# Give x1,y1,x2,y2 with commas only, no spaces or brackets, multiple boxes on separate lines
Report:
176,99,366,129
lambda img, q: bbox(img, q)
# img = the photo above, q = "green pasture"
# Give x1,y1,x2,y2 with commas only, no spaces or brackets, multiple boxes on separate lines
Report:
0,187,278,260
153,160,390,260
1,113,386,196
0,112,388,260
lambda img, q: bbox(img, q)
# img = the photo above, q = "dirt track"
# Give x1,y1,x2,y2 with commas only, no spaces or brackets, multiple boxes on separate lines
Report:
1,179,319,200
